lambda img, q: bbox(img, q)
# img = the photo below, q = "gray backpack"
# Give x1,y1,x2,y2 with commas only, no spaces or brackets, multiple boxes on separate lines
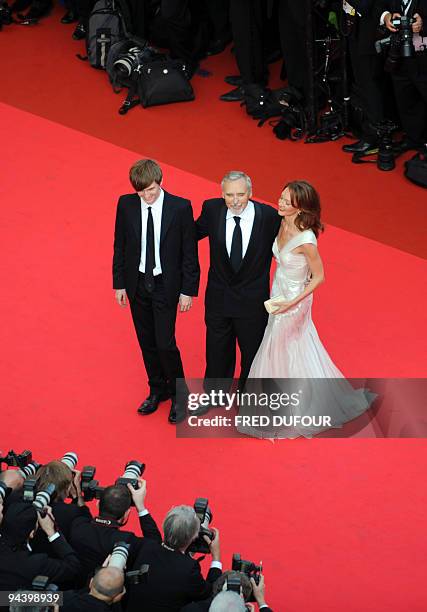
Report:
86,0,128,69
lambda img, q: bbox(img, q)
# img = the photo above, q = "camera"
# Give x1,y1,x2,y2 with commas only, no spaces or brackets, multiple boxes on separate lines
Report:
187,497,215,554
232,554,262,586
32,576,59,592
0,449,33,469
375,120,399,171
0,481,7,503
33,483,55,515
272,87,306,141
113,46,147,79
109,541,131,571
376,16,415,72
81,465,103,502
61,452,78,471
18,460,41,480
116,460,145,489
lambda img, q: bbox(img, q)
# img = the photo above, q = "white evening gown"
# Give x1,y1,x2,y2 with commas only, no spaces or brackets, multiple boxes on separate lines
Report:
244,229,373,438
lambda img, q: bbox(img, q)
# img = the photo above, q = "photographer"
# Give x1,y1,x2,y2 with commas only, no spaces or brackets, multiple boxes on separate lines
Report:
379,0,427,151
125,505,222,612
69,478,161,583
62,566,126,612
0,502,81,591
0,469,24,511
342,1,389,153
30,461,92,556
182,572,273,611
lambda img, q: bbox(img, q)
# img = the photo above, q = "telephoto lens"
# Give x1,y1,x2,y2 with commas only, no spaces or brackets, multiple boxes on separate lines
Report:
61,452,78,471
108,541,131,571
0,481,8,503
33,483,55,513
18,461,40,480
116,460,145,488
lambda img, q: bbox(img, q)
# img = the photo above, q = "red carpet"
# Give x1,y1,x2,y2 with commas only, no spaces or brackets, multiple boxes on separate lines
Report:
0,8,426,257
2,103,427,611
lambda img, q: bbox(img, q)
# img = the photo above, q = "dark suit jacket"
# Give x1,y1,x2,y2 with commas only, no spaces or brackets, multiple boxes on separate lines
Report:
125,539,222,612
69,513,161,586
181,597,273,611
350,0,384,55
31,500,92,557
196,199,280,318
0,534,81,593
62,590,120,612
112,191,200,305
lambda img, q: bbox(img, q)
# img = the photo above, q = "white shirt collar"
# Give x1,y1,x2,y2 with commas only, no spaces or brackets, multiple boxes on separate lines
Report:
226,200,254,220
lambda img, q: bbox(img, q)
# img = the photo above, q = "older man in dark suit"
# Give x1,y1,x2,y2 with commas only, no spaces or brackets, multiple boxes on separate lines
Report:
196,171,280,395
113,159,200,423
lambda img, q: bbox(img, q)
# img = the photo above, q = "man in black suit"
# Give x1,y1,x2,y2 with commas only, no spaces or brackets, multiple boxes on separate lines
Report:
62,567,126,612
196,171,280,395
0,502,81,592
125,504,222,612
342,0,389,153
69,478,161,584
378,0,427,150
113,159,200,423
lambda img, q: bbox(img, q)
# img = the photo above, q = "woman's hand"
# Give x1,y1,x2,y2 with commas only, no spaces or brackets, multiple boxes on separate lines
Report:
272,300,294,314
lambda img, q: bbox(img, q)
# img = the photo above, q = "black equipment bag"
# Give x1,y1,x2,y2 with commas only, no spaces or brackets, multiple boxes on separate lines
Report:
404,151,427,188
137,59,194,108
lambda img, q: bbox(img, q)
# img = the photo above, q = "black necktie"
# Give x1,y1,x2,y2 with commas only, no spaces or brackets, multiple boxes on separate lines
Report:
145,206,155,292
230,216,242,272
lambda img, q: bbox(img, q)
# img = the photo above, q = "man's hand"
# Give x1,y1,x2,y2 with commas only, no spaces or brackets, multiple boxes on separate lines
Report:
115,289,127,307
70,470,85,507
384,12,400,32
37,506,56,538
413,13,423,33
127,477,147,513
179,294,192,312
251,574,266,607
205,527,220,561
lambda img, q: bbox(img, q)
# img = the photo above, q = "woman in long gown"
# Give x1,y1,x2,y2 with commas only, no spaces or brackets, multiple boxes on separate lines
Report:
242,181,372,438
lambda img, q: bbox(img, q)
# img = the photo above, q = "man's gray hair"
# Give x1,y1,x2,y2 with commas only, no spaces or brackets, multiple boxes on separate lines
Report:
221,171,252,194
209,591,247,612
163,505,199,550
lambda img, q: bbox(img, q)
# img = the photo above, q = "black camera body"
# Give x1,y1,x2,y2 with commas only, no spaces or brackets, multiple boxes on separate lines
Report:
126,564,149,585
0,450,33,469
375,119,399,171
187,497,215,554
376,16,415,71
32,576,59,592
232,554,263,603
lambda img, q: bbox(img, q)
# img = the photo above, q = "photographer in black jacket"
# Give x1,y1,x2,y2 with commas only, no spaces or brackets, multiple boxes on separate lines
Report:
126,504,222,612
69,478,161,584
0,502,81,592
62,566,126,612
30,461,92,556
379,0,427,150
342,0,389,153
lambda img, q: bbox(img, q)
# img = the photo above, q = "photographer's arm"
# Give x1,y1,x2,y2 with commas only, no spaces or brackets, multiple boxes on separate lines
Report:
128,478,162,542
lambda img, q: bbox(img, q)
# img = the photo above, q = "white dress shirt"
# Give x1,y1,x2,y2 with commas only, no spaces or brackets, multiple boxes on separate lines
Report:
225,200,255,260
139,189,163,276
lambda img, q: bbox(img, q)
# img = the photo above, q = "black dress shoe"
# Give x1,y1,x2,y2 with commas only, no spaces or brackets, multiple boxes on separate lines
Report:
137,393,170,415
224,75,243,87
61,10,77,24
342,139,377,154
72,22,86,40
189,404,210,417
168,399,187,424
219,86,245,102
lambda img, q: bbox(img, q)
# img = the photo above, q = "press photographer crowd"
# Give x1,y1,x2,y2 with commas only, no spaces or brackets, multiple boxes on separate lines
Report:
0,0,426,185
0,450,272,612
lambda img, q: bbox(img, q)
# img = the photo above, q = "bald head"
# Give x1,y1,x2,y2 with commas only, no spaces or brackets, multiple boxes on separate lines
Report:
91,568,125,601
0,469,24,491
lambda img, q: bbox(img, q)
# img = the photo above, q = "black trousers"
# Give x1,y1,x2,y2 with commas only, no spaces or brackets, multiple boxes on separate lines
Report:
229,0,268,86
205,309,268,387
277,0,309,101
392,53,427,147
129,273,184,397
348,38,385,140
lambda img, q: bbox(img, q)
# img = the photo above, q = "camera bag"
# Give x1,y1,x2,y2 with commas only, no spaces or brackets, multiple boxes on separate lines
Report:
78,0,133,69
137,58,195,108
405,151,427,188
